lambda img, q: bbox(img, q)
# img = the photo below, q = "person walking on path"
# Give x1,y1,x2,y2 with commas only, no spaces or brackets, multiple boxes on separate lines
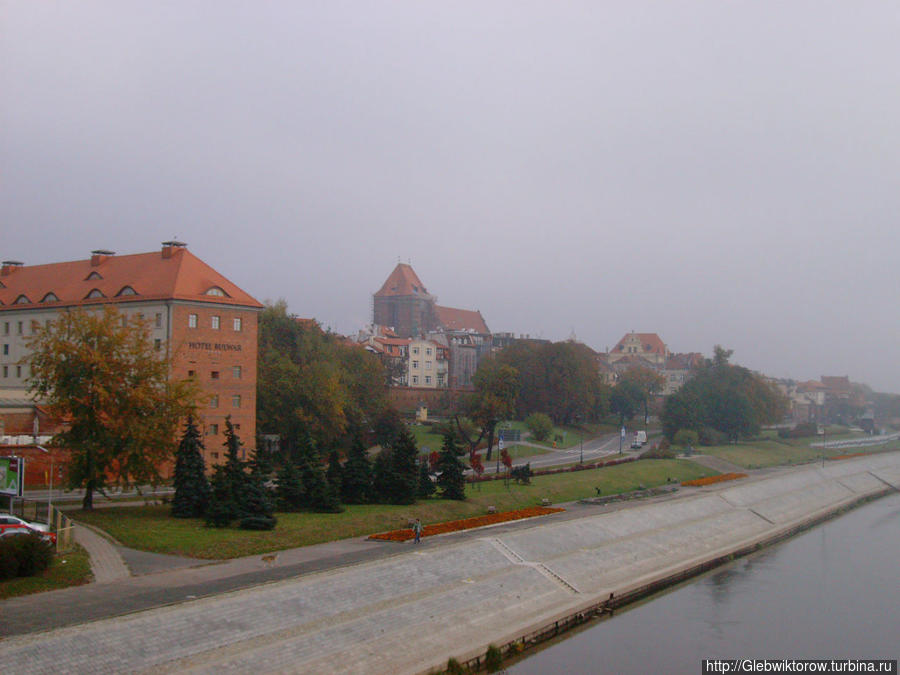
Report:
412,519,423,544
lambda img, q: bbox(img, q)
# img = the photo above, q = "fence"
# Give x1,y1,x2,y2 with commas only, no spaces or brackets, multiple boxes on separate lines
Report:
810,432,900,450
7,497,76,553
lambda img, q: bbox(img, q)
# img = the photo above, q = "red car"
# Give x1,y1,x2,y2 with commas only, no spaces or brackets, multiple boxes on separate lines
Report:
0,514,57,544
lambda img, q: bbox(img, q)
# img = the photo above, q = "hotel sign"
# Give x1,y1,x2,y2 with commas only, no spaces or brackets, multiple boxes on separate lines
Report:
187,342,243,352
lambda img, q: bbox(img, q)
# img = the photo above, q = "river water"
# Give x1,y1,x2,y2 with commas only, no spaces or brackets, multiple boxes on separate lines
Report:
510,492,900,674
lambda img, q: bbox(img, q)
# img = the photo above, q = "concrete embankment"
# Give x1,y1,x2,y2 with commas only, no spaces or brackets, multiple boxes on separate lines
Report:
2,452,899,675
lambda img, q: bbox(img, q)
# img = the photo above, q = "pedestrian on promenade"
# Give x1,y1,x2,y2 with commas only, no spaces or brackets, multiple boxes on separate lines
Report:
413,518,423,544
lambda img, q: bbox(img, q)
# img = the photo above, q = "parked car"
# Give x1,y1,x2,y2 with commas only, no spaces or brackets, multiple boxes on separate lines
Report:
0,514,56,544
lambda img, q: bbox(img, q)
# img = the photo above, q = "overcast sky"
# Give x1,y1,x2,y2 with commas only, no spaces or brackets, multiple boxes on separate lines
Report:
2,2,898,392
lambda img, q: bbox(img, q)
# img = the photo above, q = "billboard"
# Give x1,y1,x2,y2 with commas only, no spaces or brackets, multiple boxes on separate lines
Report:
0,456,25,497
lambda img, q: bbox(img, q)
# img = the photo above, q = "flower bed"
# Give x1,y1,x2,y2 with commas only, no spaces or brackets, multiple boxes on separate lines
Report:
681,472,747,487
368,506,565,542
830,452,869,460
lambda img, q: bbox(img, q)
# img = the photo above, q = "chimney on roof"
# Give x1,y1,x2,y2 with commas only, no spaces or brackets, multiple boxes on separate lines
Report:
90,249,115,266
1,261,24,276
161,241,187,259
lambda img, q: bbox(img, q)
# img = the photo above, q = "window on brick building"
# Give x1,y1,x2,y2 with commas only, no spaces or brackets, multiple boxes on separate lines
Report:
232,395,241,408
188,314,198,328
211,371,220,379
211,315,220,330
425,376,432,384
210,395,219,408
208,424,219,436
412,376,419,385
412,360,419,369
232,366,242,379
233,317,242,331
155,313,163,328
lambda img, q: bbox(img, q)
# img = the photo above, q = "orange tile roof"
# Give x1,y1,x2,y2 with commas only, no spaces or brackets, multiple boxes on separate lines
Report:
375,336,411,347
374,263,431,298
434,305,489,334
0,247,262,311
613,332,667,355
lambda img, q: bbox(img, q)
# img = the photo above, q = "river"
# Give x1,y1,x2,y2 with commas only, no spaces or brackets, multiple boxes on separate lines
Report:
510,492,900,674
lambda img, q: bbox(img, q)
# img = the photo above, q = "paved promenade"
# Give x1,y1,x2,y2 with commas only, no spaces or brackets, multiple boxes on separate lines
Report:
2,452,899,674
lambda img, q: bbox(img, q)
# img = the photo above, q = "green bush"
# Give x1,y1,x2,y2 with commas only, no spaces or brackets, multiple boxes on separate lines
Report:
446,657,466,675
485,644,503,673
673,429,699,448
525,413,554,442
778,422,818,439
640,444,675,459
510,463,533,485
699,426,729,446
0,532,54,579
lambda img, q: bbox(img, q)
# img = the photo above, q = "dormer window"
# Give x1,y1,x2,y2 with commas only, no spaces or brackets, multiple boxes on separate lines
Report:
205,286,228,297
86,289,105,299
41,292,59,303
116,286,138,297
86,271,103,281
14,294,31,304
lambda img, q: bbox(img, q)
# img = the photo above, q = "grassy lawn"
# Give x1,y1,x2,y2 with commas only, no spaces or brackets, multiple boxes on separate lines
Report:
71,459,715,559
0,546,93,600
700,437,900,469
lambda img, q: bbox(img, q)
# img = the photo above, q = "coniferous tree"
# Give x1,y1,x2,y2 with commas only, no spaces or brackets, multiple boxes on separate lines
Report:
171,416,210,518
436,432,467,500
387,427,419,505
222,416,249,513
205,466,237,527
417,456,435,499
341,435,372,504
275,456,304,512
371,448,393,503
298,454,343,513
326,450,343,499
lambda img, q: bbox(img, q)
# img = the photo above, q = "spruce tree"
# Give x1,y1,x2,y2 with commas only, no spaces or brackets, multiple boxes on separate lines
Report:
341,435,372,504
325,450,343,499
417,456,435,499
436,432,467,500
222,416,248,511
275,456,304,512
371,448,393,503
298,454,342,513
171,416,210,518
387,427,419,505
205,465,237,527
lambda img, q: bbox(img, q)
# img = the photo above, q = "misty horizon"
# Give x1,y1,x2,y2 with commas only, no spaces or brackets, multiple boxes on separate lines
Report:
2,2,898,392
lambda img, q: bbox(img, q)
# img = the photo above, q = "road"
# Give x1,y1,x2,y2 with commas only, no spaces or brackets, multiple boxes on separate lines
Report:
482,431,638,474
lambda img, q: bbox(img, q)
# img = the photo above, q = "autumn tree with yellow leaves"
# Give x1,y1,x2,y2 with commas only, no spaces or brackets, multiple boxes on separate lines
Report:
27,307,198,509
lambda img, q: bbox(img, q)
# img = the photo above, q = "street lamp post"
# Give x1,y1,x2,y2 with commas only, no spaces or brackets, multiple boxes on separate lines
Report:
580,425,584,465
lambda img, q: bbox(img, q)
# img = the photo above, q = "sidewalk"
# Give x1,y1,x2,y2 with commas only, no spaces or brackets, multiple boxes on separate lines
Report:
72,523,131,583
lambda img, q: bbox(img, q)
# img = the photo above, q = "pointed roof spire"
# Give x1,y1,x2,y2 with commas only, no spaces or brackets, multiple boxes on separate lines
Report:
374,263,432,298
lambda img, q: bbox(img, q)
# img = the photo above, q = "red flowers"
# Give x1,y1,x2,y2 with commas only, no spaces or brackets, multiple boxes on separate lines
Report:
681,473,747,487
369,506,565,542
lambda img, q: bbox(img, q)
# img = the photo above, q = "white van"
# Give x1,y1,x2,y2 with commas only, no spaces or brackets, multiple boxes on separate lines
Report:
630,430,647,448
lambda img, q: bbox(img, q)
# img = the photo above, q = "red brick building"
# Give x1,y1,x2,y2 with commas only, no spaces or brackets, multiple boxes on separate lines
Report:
0,242,262,468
